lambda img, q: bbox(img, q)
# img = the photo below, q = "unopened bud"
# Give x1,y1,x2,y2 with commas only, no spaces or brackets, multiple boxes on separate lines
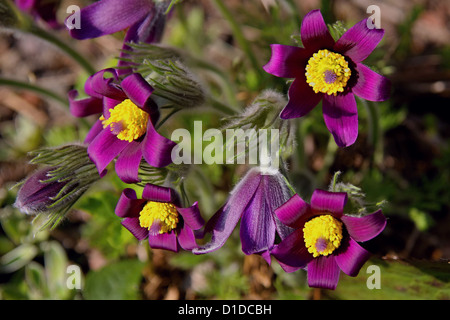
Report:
14,144,101,229
143,59,206,108
221,90,296,160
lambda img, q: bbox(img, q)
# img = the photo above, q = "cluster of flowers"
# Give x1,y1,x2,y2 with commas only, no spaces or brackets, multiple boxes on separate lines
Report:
13,1,390,290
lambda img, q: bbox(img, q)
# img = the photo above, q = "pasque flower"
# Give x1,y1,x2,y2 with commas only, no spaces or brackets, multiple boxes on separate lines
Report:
66,0,168,43
193,167,293,261
271,189,386,290
68,68,176,183
66,0,170,74
263,9,391,147
115,183,205,252
15,0,61,29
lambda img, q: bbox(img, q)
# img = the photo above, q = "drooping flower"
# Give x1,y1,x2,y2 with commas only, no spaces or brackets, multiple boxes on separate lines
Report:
68,68,176,183
115,183,205,252
192,167,293,261
66,0,171,74
15,0,62,29
263,9,391,147
66,0,168,42
271,189,386,290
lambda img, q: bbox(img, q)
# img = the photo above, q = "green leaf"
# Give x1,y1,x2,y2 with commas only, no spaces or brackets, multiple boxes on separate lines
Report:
0,243,38,273
83,260,145,300
76,190,135,259
327,258,450,300
41,241,70,299
409,208,434,232
25,261,47,299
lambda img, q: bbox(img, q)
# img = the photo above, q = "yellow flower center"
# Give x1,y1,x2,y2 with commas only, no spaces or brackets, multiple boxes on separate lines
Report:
305,49,351,96
303,215,343,257
139,201,179,234
100,99,148,142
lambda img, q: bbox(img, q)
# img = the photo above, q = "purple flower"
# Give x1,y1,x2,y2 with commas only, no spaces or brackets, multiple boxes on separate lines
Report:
68,68,176,183
271,189,386,290
193,167,293,262
115,183,205,252
15,0,61,29
15,167,78,215
263,9,391,147
66,0,170,74
67,0,168,42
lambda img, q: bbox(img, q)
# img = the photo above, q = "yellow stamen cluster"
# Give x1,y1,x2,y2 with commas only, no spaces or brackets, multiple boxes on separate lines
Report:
305,49,351,95
100,99,148,142
303,215,343,257
139,201,179,234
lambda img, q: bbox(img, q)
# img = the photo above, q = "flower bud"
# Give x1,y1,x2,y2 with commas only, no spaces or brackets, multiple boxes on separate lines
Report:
14,144,101,229
15,167,79,215
220,90,296,163
142,59,206,109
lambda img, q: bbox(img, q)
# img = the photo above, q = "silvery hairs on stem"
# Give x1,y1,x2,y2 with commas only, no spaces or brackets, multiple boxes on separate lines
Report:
119,42,206,109
14,144,101,230
219,90,296,164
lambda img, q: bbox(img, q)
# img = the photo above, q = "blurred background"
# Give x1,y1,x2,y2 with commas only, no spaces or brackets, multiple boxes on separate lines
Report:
0,0,449,300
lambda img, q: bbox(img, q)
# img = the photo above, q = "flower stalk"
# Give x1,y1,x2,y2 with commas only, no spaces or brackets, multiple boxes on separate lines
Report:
0,77,68,106
212,0,262,79
27,25,96,75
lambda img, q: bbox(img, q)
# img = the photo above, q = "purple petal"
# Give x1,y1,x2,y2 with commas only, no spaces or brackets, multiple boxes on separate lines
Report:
148,232,179,252
307,255,340,290
240,181,276,255
300,9,335,52
322,92,359,147
115,141,143,184
352,63,391,101
276,260,303,273
87,127,129,175
263,44,309,78
341,209,386,242
275,194,311,229
120,73,155,110
67,0,153,40
335,237,371,276
115,188,145,218
33,0,60,29
142,183,173,203
334,18,384,63
119,3,168,75
141,121,176,168
122,1,168,44
68,90,103,118
280,77,322,119
84,120,104,144
261,251,272,265
177,225,198,251
15,0,34,11
122,217,148,241
262,173,294,241
310,189,348,217
85,68,125,101
271,228,312,269
102,97,121,118
177,201,204,230
192,169,262,254
14,167,65,214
